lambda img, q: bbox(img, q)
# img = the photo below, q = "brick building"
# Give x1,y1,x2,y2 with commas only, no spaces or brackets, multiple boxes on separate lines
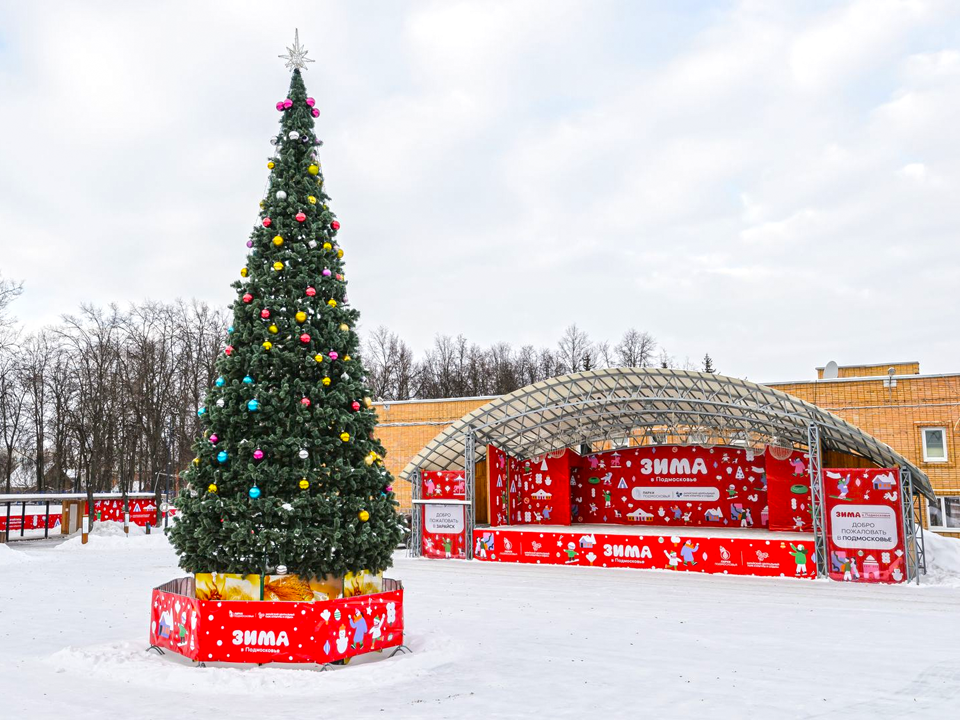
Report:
373,362,959,536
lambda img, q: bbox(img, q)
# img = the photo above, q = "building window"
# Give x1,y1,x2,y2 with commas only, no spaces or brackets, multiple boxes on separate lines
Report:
927,496,960,530
921,427,948,463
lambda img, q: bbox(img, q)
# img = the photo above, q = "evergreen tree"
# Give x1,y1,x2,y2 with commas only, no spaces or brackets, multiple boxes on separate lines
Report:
702,353,717,374
169,65,402,580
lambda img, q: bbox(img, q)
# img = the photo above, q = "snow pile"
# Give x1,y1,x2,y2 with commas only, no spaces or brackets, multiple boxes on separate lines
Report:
0,543,29,567
923,530,960,586
55,521,162,552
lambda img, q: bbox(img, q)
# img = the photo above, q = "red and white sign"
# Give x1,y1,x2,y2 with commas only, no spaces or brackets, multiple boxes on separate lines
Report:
508,451,573,526
473,528,815,579
95,499,168,527
421,471,466,501
766,448,814,533
422,504,466,559
572,446,768,529
822,468,906,583
0,513,62,532
487,445,509,527
150,579,405,664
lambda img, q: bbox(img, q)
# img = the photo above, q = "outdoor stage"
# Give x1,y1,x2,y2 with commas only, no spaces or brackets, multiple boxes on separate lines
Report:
472,524,817,579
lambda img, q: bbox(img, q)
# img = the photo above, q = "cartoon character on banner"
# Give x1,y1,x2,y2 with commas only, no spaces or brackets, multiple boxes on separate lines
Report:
563,543,579,564
790,543,808,575
664,550,681,570
837,475,849,500
680,540,699,566
349,609,369,649
370,614,385,648
335,625,349,654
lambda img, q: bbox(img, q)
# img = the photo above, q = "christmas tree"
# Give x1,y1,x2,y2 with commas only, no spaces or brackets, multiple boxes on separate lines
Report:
169,34,403,581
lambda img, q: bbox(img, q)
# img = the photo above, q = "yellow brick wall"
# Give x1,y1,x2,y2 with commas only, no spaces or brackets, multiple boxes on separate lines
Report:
816,362,920,379
374,375,960,524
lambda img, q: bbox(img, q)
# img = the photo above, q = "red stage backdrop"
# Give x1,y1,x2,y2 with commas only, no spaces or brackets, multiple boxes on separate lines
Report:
766,449,814,533
473,528,815,579
95,499,168,527
487,445,509,527
823,467,906,583
508,451,572,526
150,580,405,664
421,470,466,500
571,446,768,529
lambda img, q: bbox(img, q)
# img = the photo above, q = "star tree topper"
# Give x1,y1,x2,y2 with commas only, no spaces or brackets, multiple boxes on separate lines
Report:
280,29,315,71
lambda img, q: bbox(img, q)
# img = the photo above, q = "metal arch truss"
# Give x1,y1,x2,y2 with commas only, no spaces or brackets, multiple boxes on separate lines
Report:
399,368,935,501
807,423,827,577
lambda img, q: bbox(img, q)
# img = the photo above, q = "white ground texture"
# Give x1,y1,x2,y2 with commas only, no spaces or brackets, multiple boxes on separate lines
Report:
2,523,960,719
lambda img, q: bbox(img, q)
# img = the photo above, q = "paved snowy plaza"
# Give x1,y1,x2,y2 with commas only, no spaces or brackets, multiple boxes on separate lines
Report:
2,527,960,719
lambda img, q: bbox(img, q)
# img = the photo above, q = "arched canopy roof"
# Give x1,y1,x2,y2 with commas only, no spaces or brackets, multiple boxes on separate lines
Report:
399,367,934,499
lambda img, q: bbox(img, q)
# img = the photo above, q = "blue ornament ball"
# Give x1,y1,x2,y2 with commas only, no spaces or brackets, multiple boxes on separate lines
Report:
215,376,225,387
217,450,228,463
228,325,235,334
247,399,260,411
249,486,261,499
197,407,206,417
243,376,254,385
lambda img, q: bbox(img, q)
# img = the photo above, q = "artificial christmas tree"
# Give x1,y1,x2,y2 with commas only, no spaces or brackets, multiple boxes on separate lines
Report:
168,33,403,586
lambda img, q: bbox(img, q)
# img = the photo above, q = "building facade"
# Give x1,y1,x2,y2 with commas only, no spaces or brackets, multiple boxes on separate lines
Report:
373,362,960,536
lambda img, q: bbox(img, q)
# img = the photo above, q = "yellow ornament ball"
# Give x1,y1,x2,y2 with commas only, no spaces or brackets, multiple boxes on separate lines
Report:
308,164,320,175
268,324,278,334
296,311,307,323
358,510,370,522
323,242,332,251
299,478,310,490
322,377,331,386
208,483,218,493
337,249,344,259
262,340,273,350
364,454,374,466
273,261,284,271
193,457,200,466
344,355,351,362
339,324,349,332
259,201,265,209
307,196,317,205
273,235,284,246
240,267,248,277
267,161,275,169
327,299,337,308
340,432,350,442
314,354,324,363
363,397,373,408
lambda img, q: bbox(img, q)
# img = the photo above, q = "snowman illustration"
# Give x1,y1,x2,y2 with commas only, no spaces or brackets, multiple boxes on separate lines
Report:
370,615,385,647
335,625,349,654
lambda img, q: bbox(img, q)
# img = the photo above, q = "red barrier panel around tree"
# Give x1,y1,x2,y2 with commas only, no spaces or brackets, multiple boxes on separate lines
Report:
149,577,405,664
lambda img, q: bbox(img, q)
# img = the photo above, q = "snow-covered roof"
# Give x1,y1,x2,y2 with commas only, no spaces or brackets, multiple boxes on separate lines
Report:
399,367,934,499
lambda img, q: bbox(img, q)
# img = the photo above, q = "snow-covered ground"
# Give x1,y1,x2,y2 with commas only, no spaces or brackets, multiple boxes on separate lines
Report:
2,526,960,719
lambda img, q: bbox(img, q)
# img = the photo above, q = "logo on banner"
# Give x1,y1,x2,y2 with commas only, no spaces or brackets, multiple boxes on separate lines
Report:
232,629,290,647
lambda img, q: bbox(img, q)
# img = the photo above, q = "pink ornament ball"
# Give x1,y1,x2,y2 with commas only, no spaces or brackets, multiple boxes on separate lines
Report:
283,98,293,109
246,240,253,248
296,211,306,222
276,101,285,111
225,345,234,356
260,309,270,319
336,273,343,281
209,434,218,443
311,108,320,118
351,401,360,411
300,333,311,344
385,485,393,493
322,268,331,277
243,293,253,303
301,397,311,407
328,351,338,360
262,217,272,228
305,286,316,297
306,97,315,107
253,449,264,460
331,220,340,231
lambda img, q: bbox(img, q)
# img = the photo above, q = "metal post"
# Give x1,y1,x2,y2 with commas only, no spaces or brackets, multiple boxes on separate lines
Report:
806,423,827,578
44,500,50,539
123,494,130,535
4,502,9,543
464,429,476,560
19,502,25,537
900,469,920,585
409,468,421,558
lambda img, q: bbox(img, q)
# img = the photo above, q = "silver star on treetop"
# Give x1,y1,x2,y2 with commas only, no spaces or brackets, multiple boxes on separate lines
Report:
280,29,315,71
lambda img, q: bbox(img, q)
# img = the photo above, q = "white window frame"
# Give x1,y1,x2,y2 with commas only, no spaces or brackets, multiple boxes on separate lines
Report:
926,496,960,531
920,427,948,463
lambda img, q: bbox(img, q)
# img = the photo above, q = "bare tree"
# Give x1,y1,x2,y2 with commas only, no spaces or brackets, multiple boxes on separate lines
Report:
557,324,592,375
616,328,657,368
0,352,27,492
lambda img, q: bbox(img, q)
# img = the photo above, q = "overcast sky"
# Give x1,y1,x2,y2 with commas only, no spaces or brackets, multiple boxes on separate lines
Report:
1,0,958,382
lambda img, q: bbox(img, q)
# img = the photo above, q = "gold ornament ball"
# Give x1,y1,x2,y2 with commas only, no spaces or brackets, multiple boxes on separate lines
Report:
296,311,307,323
337,249,344,259
193,457,200,466
323,242,332,251
240,267,248,277
314,354,324,363
262,340,273,350
267,161,275,169
307,195,317,205
339,324,349,332
322,377,331,386
327,299,337,308
273,235,284,246
344,355,351,361
364,454,374,466
259,201,265,209
273,261,284,271
358,510,370,522
299,479,309,490
208,483,218,493
340,432,350,442
308,164,320,175
268,324,278,334
363,397,373,408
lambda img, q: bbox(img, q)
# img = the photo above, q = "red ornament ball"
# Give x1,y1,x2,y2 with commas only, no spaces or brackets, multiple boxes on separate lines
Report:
262,217,272,228
296,211,306,223
351,401,361,411
299,333,311,344
260,309,270,319
242,293,253,304
305,286,316,297
225,345,234,356
301,397,311,407
331,220,341,231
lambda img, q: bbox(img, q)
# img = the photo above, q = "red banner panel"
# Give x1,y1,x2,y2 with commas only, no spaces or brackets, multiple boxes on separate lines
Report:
421,504,466,559
473,528,815,579
823,468,906,583
571,446,768,529
150,579,405,664
487,445,509,527
508,451,573,526
766,449,814,533
95,499,169,527
421,470,466,501
0,514,62,532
